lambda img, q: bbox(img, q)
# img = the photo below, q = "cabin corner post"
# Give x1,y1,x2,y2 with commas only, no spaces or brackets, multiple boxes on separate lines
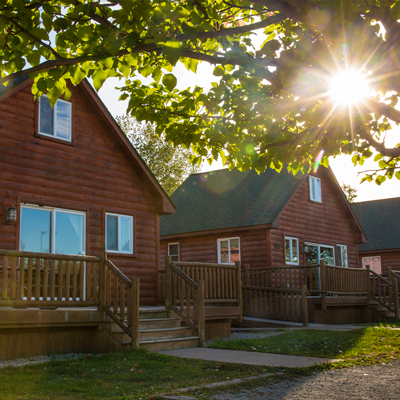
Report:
320,261,327,310
196,279,205,347
130,278,140,349
301,284,308,327
98,251,107,327
165,256,172,318
235,261,243,323
366,265,371,306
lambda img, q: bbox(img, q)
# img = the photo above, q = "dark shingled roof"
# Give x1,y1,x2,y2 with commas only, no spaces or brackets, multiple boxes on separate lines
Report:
0,74,29,97
160,168,304,236
351,198,400,252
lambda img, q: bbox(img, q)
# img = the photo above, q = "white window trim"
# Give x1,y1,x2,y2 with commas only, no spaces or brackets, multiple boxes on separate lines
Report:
20,204,86,300
305,242,336,265
217,237,240,264
285,236,299,265
337,244,348,268
309,175,322,203
38,95,72,142
20,204,86,255
105,213,134,254
168,243,179,256
362,256,381,274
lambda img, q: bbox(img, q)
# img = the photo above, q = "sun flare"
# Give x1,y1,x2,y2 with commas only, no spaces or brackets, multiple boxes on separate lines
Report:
329,70,369,105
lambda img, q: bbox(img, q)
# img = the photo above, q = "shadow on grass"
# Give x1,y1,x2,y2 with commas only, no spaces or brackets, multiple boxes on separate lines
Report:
208,327,400,361
0,349,277,400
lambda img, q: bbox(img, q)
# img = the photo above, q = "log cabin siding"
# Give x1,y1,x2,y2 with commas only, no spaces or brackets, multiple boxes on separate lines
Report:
358,250,400,276
160,228,268,268
274,170,360,268
0,83,159,304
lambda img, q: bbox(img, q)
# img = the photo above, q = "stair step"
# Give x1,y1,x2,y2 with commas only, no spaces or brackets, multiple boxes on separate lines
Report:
138,336,200,351
110,326,193,342
139,317,182,330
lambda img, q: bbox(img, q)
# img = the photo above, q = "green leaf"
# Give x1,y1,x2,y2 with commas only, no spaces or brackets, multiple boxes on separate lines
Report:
213,66,225,76
375,175,386,185
92,69,107,91
120,0,136,14
374,153,383,162
71,67,86,86
78,26,93,42
109,37,123,57
163,40,182,66
395,171,400,180
162,73,177,92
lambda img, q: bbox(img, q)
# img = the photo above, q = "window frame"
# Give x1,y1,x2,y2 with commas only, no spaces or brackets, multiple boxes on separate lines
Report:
105,212,134,255
285,236,299,265
309,175,322,203
37,95,73,143
304,242,336,266
20,203,86,255
337,244,348,268
217,237,240,265
362,256,382,274
168,242,180,262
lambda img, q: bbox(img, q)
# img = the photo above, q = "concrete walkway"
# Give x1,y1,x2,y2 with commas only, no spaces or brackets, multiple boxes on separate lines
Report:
158,348,339,368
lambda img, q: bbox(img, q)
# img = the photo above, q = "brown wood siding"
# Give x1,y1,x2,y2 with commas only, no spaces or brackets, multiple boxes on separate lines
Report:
358,250,400,276
0,84,159,304
160,228,268,268
274,169,360,268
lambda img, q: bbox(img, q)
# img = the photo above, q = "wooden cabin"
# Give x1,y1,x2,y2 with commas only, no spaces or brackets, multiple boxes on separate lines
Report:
160,166,366,270
352,198,400,275
0,75,175,304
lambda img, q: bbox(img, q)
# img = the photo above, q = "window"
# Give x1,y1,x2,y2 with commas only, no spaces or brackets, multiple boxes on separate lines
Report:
285,237,299,265
106,213,133,254
20,205,85,255
168,243,179,262
337,245,348,268
305,243,335,266
218,237,240,264
362,256,381,274
38,95,72,141
309,175,322,202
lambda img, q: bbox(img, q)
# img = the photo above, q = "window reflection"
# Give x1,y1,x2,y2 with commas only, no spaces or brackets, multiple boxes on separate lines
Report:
20,208,51,253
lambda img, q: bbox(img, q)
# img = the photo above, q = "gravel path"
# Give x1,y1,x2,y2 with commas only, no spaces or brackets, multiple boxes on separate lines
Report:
0,353,89,369
206,329,288,346
211,362,400,399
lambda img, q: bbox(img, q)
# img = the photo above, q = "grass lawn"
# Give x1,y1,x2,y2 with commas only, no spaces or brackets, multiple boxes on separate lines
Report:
209,327,400,363
0,349,278,400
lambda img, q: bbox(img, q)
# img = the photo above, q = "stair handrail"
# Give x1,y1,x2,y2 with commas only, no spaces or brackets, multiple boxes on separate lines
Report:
165,256,205,346
368,268,395,314
387,267,400,320
99,252,140,349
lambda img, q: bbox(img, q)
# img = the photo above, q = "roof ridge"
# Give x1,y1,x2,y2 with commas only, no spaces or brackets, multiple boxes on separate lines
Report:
352,196,400,205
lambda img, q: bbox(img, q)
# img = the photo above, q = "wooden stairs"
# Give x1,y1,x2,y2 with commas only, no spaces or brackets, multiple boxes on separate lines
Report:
104,307,200,351
369,300,398,322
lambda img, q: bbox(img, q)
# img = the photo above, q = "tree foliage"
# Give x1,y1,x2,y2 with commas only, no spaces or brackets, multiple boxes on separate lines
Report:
117,115,199,195
3,1,400,183
341,183,358,203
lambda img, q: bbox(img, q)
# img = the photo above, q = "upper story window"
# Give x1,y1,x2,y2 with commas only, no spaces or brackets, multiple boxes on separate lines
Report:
168,243,179,262
218,237,240,264
309,175,322,202
39,95,72,142
285,237,299,265
20,205,85,255
362,256,381,274
337,245,348,268
106,213,134,254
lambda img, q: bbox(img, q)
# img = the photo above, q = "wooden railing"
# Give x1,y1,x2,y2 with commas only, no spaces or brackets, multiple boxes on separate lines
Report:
0,250,100,307
388,268,400,319
369,268,396,313
242,284,308,326
165,257,206,346
100,257,140,348
0,250,140,348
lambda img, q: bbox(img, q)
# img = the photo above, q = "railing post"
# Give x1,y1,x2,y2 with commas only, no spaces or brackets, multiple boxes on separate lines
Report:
98,251,107,326
301,284,308,327
245,263,250,315
130,278,140,349
366,265,371,306
235,261,243,323
394,278,399,320
320,261,326,310
165,256,172,318
388,266,393,304
196,279,205,346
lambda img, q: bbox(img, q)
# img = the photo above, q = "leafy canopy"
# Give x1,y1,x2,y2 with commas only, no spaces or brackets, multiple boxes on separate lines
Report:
117,115,200,195
341,183,358,203
3,0,400,183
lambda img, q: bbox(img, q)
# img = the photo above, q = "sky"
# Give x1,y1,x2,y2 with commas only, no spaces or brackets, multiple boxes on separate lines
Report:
96,26,400,204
